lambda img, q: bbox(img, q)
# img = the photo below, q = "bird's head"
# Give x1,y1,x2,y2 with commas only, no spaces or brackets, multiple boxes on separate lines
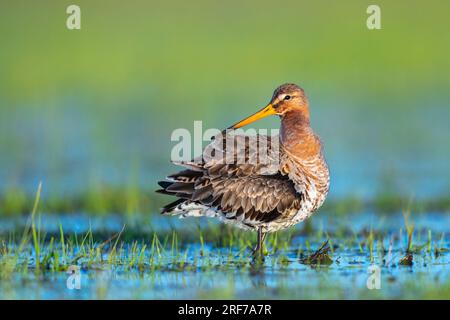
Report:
228,83,309,129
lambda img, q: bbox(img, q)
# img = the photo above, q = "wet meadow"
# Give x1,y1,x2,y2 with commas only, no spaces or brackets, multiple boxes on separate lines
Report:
1,1,449,299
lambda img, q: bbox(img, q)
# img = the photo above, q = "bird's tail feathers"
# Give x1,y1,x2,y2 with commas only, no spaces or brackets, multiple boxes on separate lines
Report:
161,200,217,218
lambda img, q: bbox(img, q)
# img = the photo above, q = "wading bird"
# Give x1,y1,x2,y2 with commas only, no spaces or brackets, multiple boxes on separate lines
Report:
157,84,330,257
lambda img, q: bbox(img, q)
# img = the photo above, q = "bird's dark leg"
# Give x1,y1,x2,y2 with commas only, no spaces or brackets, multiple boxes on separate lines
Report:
253,227,267,258
259,229,267,257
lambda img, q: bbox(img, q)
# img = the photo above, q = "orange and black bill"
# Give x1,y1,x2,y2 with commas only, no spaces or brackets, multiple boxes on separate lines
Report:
227,104,276,130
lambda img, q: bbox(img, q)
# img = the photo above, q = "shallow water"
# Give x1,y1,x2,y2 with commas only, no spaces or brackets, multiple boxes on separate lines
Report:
1,240,448,299
1,254,448,299
1,212,448,299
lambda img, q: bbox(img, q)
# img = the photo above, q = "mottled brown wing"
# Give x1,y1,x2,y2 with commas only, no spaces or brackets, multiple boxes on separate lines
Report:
202,132,281,176
157,133,302,224
208,173,301,223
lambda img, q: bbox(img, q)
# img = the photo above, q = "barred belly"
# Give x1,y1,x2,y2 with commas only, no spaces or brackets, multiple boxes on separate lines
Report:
264,162,330,233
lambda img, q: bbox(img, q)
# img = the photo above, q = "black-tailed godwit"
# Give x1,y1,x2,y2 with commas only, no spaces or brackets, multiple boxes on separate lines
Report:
157,83,330,257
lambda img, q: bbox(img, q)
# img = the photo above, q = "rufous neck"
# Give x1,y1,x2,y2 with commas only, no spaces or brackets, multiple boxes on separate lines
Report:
281,109,311,134
280,110,316,155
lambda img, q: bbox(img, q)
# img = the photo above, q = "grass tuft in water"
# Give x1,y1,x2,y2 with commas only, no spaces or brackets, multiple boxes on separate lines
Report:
300,240,333,266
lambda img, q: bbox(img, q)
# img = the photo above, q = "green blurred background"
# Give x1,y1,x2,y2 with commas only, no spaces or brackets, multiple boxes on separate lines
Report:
1,0,449,215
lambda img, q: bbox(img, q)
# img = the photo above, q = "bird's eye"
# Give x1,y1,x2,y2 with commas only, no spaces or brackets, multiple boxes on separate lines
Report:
284,95,291,101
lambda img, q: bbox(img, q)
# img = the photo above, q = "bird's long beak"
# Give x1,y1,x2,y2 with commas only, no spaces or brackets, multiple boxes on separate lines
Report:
227,104,276,130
